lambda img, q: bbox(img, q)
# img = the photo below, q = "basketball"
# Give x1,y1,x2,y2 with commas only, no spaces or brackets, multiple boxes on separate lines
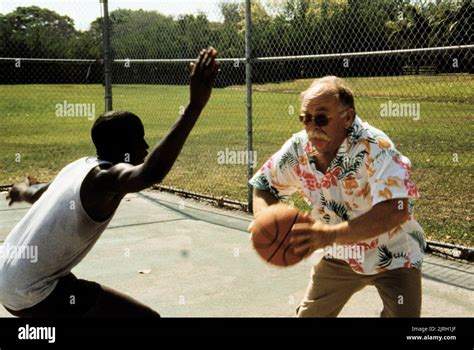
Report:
250,204,314,267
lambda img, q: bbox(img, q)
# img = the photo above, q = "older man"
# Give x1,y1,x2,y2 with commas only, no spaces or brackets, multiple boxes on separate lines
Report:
250,76,425,317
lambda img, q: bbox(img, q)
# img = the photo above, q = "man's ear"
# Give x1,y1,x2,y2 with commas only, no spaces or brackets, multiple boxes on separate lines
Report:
344,108,355,128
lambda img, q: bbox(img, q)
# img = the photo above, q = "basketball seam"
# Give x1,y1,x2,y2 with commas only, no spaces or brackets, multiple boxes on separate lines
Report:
251,221,279,248
267,212,299,264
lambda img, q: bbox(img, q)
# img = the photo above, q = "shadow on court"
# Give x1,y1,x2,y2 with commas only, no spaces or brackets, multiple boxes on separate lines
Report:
0,190,472,317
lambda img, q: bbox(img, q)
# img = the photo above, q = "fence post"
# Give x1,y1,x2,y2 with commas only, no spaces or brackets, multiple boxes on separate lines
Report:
101,0,113,111
245,0,253,213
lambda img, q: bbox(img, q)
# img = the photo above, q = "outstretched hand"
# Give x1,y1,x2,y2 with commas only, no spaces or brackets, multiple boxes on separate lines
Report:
189,47,220,110
6,176,37,206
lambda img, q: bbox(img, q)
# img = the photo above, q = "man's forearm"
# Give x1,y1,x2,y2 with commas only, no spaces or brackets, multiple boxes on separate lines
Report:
141,103,203,183
25,182,51,204
331,199,410,245
252,189,279,217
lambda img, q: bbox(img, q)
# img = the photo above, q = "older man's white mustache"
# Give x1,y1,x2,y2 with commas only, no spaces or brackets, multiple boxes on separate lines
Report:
307,129,331,141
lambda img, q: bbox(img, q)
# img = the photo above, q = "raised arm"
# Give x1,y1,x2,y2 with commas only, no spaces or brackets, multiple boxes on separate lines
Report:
93,47,220,194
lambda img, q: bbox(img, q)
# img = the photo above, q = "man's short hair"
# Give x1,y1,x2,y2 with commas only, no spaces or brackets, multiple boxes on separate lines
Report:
91,111,143,162
300,76,355,112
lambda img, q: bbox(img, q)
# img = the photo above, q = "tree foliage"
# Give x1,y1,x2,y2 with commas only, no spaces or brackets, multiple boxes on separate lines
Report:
0,1,471,83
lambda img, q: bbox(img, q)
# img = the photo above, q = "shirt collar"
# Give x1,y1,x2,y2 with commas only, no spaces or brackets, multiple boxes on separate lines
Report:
347,115,370,145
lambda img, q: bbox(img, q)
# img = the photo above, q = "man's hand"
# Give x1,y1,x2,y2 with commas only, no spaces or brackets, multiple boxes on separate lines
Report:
248,188,280,233
290,221,335,256
6,177,50,206
6,176,37,206
247,204,274,233
189,47,220,110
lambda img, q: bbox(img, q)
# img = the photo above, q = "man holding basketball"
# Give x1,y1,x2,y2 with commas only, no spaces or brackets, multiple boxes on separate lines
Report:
1,47,220,318
250,76,425,317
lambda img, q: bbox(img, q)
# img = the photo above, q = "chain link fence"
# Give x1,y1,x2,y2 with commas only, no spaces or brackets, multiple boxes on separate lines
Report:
247,0,473,248
1,0,472,247
0,3,104,183
107,1,250,207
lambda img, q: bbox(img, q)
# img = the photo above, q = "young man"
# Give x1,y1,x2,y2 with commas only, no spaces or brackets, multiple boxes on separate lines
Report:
1,47,220,318
250,76,426,317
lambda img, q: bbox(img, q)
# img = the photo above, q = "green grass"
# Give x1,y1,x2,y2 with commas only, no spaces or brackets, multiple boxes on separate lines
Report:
1,74,473,246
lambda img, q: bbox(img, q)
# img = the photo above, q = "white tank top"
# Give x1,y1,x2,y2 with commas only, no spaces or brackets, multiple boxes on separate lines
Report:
0,157,116,310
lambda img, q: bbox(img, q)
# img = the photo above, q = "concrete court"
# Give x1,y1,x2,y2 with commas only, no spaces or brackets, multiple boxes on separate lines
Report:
0,190,472,317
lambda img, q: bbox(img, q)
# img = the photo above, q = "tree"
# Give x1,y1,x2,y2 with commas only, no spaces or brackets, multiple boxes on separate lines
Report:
71,18,102,59
175,13,213,58
2,6,78,58
219,1,241,25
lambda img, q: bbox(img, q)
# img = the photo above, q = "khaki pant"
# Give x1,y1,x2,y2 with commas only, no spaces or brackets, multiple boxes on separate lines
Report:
296,258,422,317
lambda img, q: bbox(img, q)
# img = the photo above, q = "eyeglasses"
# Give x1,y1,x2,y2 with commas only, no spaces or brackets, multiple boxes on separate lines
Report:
299,108,351,127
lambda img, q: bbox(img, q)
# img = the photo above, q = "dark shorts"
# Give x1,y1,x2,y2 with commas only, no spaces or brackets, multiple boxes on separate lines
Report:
4,273,160,318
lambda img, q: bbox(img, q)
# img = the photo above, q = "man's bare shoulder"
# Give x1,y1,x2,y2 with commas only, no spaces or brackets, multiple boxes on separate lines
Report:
83,162,138,196
80,164,126,221
89,162,133,179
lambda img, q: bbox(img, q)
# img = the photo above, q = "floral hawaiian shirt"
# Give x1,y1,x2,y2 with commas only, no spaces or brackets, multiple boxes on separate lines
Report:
249,116,426,274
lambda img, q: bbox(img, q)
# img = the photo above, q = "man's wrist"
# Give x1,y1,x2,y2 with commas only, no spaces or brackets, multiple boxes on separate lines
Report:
22,189,34,204
331,221,350,245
